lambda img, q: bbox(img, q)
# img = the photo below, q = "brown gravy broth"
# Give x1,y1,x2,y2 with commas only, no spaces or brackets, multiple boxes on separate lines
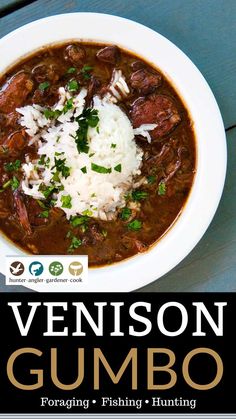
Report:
0,43,196,266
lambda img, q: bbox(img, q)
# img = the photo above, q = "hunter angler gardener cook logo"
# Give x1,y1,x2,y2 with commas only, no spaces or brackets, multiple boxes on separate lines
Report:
6,256,88,290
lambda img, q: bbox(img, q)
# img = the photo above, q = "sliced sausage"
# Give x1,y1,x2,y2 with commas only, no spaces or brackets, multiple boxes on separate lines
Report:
64,44,86,66
131,94,181,140
0,72,33,113
130,68,162,95
96,46,120,64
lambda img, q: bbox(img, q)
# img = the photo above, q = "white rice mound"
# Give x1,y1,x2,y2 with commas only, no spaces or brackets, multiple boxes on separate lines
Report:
16,82,157,221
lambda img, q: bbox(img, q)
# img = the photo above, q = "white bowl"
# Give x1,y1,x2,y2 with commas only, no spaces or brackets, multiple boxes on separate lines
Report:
0,13,227,292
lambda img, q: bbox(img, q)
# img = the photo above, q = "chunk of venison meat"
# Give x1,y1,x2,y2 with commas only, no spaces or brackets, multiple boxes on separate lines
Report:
85,76,101,107
27,198,48,226
64,44,86,66
82,223,104,245
31,62,59,83
13,191,32,235
131,94,181,140
130,68,162,95
0,72,33,113
96,46,120,64
4,129,28,156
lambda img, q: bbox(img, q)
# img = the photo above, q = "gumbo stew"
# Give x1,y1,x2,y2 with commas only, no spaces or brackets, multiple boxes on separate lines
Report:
0,42,196,266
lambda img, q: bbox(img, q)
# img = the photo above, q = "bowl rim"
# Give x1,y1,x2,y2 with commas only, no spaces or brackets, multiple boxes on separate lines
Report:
0,12,227,292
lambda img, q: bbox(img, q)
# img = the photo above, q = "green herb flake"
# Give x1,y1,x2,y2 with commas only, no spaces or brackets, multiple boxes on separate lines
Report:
68,235,82,253
61,195,72,209
157,181,166,196
4,160,21,172
114,164,122,173
37,200,47,209
120,207,132,221
52,157,70,179
2,179,12,190
91,193,96,198
81,166,87,174
91,163,111,174
38,155,46,165
67,79,79,91
81,65,93,80
63,98,74,114
38,210,49,218
11,176,20,191
127,219,142,231
82,209,93,217
67,67,77,74
111,143,117,149
39,81,50,91
70,215,89,228
39,184,55,199
131,190,149,201
101,229,108,238
74,108,99,154
147,175,156,184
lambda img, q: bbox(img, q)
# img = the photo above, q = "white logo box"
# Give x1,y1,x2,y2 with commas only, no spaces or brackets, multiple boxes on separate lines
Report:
6,256,88,292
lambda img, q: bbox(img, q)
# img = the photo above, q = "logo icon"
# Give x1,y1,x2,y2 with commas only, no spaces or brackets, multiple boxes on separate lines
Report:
69,261,83,276
49,261,63,276
29,261,44,277
9,261,25,276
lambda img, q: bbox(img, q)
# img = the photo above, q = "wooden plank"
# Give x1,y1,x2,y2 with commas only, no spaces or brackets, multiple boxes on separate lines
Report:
0,0,33,14
0,127,235,293
0,0,235,128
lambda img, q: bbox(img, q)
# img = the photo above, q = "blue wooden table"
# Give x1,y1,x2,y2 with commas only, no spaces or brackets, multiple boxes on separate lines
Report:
0,0,235,292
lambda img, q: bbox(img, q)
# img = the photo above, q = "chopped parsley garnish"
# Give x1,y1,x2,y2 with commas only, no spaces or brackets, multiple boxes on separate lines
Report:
70,215,89,228
61,195,72,209
39,184,55,199
67,79,79,91
38,155,46,165
91,163,111,174
63,98,74,114
114,164,122,173
37,200,47,209
131,190,149,201
11,176,20,191
43,109,61,120
101,229,107,238
91,192,96,197
120,207,132,221
38,210,49,218
67,67,77,74
157,181,166,196
147,175,156,184
127,219,142,231
4,160,21,172
81,65,93,80
81,166,87,174
52,157,70,179
111,143,117,149
75,108,99,154
38,81,50,91
67,234,82,253
0,179,11,191
82,209,93,216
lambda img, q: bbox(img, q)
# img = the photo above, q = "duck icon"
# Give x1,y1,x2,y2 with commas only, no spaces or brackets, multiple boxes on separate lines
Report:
10,262,25,276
